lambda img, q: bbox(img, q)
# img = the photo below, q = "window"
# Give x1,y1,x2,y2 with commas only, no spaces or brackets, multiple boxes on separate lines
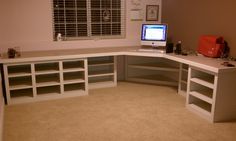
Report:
52,0,125,41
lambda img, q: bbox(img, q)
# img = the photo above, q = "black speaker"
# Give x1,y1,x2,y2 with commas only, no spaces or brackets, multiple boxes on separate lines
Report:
166,43,174,53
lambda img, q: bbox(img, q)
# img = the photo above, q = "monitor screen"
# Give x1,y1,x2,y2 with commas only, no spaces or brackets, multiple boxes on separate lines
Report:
141,24,168,47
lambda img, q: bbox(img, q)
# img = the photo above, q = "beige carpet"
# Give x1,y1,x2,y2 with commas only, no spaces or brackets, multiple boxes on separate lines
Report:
3,82,236,141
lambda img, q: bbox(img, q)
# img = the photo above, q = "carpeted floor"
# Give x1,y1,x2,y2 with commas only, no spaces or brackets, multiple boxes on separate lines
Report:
3,82,236,141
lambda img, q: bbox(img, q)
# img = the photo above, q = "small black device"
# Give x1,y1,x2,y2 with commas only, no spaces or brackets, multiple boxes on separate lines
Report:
175,41,182,55
166,43,174,53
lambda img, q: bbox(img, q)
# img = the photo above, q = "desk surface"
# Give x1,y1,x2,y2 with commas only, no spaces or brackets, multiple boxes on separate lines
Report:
1,46,236,73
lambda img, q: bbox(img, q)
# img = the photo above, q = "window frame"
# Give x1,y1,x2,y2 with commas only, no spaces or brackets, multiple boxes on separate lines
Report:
52,0,126,41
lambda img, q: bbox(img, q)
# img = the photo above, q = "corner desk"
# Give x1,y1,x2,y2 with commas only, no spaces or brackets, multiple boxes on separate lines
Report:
1,46,236,123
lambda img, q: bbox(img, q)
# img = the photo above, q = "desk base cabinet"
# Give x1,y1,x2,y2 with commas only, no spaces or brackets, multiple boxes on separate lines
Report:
3,59,88,105
125,56,179,86
187,66,236,122
88,56,117,89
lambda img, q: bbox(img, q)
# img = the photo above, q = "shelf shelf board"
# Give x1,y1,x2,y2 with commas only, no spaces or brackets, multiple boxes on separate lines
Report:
9,96,34,104
127,75,178,86
189,91,213,104
36,81,61,87
63,79,85,85
129,63,179,72
62,90,88,98
8,72,32,78
37,92,61,97
88,71,114,78
63,68,85,73
89,81,116,89
9,84,33,90
190,77,214,89
188,103,212,118
35,70,60,75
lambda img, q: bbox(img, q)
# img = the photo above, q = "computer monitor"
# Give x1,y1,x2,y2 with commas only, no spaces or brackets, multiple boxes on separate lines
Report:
141,24,168,47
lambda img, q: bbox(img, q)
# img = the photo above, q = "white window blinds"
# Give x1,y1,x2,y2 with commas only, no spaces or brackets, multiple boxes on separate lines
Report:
52,0,125,41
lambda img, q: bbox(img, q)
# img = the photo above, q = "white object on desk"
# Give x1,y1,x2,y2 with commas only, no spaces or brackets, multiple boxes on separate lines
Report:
136,49,165,53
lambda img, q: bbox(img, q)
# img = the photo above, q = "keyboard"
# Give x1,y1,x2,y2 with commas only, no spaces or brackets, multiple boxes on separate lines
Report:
137,49,165,53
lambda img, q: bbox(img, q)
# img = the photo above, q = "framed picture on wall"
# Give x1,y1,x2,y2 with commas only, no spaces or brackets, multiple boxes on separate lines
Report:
146,5,159,21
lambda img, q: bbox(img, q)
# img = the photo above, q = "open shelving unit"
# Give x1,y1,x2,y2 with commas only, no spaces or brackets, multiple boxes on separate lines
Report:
186,66,217,122
88,56,117,89
125,56,179,86
3,59,88,104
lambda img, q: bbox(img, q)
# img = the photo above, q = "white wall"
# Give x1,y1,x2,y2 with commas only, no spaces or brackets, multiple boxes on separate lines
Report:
0,0,161,53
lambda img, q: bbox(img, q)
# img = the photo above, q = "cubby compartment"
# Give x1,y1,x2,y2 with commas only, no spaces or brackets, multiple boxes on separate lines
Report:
190,68,215,89
63,71,85,84
88,65,114,77
88,56,116,89
189,81,213,104
89,75,114,83
35,62,59,75
187,66,218,122
36,73,60,87
4,58,88,104
88,75,115,89
64,83,85,92
37,85,61,96
7,64,31,77
88,56,114,66
9,76,32,90
126,56,179,86
63,60,85,71
10,88,34,99
188,95,212,117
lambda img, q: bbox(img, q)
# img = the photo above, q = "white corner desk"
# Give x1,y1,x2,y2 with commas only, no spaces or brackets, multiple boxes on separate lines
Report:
1,46,236,123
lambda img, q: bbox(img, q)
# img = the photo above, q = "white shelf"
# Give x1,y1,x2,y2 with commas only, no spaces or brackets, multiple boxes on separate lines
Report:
36,81,60,87
190,78,214,89
87,56,116,89
63,72,84,81
126,56,179,87
8,72,32,78
7,65,31,77
36,74,60,84
64,83,85,92
9,84,33,90
4,58,88,105
10,88,34,99
9,97,34,104
63,68,85,73
129,63,179,72
127,75,178,86
63,60,85,70
89,81,116,89
88,71,114,78
188,103,212,118
35,70,59,75
189,91,213,104
63,79,85,84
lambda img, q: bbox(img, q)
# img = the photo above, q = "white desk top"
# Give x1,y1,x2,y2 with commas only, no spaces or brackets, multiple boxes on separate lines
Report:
1,46,236,73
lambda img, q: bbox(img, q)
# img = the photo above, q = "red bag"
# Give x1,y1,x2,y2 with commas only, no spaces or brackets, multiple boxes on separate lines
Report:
197,35,225,58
